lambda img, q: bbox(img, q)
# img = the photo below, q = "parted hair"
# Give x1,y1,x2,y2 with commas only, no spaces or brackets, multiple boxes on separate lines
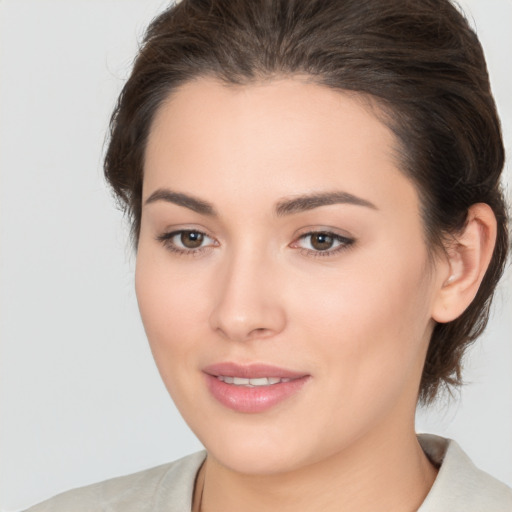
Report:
104,0,509,404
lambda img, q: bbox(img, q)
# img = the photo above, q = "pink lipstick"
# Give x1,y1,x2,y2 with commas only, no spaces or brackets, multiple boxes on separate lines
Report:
203,362,310,413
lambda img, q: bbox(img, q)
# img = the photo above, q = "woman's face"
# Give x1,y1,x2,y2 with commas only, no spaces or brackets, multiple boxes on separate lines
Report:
136,77,446,474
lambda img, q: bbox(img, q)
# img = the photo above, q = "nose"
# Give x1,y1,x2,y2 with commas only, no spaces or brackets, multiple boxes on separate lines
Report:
208,246,287,343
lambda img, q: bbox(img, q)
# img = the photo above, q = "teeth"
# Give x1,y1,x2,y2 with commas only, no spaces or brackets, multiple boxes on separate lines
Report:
248,377,269,386
217,376,291,387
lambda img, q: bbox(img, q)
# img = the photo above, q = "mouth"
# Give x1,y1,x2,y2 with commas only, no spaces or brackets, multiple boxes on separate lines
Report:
203,362,310,413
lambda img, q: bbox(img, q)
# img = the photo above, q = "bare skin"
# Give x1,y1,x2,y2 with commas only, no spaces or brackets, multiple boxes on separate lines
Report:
135,76,496,512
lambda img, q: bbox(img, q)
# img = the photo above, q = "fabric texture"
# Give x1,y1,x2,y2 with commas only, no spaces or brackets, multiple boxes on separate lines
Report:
25,434,512,511
417,434,512,511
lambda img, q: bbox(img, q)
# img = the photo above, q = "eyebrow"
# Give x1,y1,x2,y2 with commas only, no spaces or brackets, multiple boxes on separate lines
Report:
144,188,377,217
145,189,216,216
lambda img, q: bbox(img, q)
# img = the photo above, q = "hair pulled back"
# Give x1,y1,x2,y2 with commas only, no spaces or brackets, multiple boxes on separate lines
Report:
104,0,509,404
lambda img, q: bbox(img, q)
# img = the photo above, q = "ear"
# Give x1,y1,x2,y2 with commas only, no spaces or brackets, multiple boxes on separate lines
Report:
432,203,497,323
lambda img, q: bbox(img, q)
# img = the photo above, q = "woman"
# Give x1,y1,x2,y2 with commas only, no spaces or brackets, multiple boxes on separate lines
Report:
25,0,511,510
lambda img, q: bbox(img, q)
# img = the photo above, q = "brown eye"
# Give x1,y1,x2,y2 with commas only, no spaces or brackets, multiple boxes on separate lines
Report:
310,232,335,251
157,229,215,255
293,230,355,258
180,231,204,248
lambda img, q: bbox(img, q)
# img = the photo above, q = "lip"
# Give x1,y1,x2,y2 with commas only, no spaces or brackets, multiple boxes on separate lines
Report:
203,362,307,379
203,362,310,413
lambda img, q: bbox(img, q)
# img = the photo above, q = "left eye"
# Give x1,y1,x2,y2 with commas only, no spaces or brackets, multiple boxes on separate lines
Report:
294,231,354,255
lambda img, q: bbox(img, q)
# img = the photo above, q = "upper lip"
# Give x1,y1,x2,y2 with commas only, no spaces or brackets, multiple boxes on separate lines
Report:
203,362,308,379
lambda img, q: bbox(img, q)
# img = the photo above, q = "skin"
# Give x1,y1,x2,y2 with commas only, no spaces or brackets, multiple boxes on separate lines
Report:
135,76,496,512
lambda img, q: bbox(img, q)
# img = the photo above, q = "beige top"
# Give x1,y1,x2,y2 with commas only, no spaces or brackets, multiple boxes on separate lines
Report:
25,434,512,511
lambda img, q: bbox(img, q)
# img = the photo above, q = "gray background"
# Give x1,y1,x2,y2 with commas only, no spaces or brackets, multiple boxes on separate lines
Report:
0,0,510,510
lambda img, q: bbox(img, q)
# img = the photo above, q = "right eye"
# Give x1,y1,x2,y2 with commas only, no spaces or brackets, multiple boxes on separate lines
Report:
156,229,217,256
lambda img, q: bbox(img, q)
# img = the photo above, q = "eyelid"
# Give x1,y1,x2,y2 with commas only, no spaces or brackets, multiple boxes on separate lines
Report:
290,230,355,258
156,228,218,256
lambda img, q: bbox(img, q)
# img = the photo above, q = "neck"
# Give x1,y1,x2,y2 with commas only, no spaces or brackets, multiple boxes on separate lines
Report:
198,418,437,512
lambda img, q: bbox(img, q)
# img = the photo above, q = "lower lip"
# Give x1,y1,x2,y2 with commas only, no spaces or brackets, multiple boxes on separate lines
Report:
205,374,310,413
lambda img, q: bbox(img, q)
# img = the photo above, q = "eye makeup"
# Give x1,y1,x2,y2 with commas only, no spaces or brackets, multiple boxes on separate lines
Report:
156,229,355,259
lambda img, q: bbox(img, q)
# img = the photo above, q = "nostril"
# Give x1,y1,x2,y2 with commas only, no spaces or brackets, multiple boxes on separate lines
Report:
248,327,272,339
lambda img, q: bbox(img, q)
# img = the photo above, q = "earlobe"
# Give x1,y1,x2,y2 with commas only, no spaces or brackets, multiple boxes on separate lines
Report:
432,203,497,324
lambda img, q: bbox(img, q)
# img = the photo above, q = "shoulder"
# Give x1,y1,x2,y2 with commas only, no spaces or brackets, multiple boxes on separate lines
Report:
24,451,206,512
418,434,512,512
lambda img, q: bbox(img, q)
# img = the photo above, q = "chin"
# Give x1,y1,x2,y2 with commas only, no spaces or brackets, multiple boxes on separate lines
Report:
193,414,332,476
207,438,307,475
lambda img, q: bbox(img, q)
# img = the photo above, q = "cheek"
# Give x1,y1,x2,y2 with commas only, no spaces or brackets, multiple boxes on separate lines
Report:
291,247,433,405
134,248,210,377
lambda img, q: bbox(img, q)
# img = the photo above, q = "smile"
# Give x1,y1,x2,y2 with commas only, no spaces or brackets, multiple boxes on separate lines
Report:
203,363,310,413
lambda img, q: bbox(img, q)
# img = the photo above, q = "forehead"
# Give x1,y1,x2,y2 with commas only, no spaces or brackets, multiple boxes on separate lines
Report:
143,76,419,220
147,76,395,164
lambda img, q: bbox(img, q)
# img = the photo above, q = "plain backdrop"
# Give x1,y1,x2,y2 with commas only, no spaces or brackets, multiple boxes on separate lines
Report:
0,0,511,510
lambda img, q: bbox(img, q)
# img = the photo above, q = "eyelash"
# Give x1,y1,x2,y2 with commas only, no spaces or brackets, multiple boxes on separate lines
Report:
156,230,216,258
294,230,355,258
156,229,355,258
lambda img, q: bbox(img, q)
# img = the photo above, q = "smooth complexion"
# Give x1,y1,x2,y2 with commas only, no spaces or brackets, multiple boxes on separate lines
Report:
135,77,496,512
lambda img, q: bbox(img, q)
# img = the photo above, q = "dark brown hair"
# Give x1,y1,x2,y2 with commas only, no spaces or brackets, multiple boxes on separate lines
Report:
104,0,509,404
